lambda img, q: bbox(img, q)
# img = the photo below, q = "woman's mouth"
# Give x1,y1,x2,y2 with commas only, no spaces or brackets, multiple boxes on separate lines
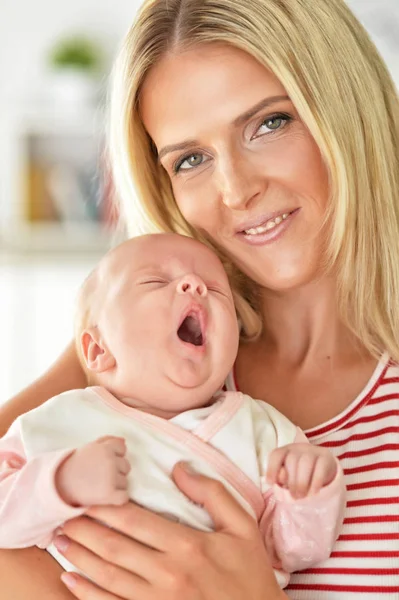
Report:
237,209,299,245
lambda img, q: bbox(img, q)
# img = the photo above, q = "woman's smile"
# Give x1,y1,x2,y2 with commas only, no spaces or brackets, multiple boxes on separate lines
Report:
235,208,300,246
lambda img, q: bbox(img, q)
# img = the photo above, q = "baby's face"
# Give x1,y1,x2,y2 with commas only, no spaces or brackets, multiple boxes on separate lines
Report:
96,234,239,416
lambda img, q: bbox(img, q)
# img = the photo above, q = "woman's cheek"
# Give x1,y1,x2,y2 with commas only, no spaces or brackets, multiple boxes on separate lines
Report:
175,191,203,229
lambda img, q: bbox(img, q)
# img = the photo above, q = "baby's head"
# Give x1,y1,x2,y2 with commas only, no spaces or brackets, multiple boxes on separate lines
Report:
75,234,239,418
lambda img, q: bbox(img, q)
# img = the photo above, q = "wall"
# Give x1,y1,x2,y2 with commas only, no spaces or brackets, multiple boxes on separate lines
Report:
348,0,399,85
0,0,139,104
0,0,141,228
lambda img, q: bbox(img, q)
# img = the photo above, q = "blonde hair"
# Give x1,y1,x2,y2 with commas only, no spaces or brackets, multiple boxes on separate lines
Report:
108,0,399,360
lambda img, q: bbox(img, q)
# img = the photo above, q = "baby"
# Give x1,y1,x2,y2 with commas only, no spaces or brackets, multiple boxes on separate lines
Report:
0,233,345,588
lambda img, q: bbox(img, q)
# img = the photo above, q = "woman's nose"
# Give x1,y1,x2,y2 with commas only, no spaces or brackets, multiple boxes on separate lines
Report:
176,274,207,297
217,153,263,210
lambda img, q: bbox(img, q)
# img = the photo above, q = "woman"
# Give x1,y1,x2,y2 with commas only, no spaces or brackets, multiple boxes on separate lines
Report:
1,0,398,598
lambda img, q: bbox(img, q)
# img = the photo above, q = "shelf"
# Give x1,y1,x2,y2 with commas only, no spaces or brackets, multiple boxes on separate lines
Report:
10,104,105,137
0,222,121,255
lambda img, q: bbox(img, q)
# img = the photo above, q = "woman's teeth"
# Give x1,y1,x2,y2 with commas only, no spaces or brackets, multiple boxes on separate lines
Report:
244,213,289,235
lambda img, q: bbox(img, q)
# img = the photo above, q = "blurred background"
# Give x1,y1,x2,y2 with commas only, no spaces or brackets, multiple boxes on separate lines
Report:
0,0,398,402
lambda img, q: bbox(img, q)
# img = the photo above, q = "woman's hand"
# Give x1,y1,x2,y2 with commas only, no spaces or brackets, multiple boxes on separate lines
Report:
54,463,287,600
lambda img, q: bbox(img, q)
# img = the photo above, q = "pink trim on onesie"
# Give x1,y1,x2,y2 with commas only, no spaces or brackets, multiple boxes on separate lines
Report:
91,387,265,520
193,392,243,442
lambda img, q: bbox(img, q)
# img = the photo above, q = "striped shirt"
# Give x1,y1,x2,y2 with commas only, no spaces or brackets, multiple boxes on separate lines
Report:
225,353,399,599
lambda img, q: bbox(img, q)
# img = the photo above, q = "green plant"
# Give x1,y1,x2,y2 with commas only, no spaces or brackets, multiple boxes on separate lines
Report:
49,36,101,72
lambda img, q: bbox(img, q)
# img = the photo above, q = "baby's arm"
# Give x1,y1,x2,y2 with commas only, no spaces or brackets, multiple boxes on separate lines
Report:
0,419,84,548
0,418,130,549
261,430,346,573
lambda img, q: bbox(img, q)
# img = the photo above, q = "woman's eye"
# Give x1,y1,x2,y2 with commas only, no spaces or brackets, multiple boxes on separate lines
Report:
173,153,207,173
253,113,291,139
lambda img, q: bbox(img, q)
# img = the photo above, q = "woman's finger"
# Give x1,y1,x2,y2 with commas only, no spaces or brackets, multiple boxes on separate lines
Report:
86,503,190,552
54,535,148,599
61,572,122,600
172,462,255,535
61,517,158,581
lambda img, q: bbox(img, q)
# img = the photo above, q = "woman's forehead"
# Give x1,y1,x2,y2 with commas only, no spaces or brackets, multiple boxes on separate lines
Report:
140,43,288,147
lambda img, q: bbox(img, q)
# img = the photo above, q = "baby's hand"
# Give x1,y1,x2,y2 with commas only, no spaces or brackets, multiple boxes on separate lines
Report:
266,443,337,499
55,436,131,507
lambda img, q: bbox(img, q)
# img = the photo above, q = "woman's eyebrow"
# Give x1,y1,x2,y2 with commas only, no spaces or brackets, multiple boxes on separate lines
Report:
157,95,290,162
232,94,290,127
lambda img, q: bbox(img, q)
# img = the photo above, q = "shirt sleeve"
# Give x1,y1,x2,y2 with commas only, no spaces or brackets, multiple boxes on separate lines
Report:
0,418,86,549
259,427,346,573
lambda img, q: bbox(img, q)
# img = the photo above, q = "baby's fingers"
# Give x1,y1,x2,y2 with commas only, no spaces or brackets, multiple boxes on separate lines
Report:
294,453,316,498
267,447,290,484
117,457,131,475
309,455,337,495
99,436,126,457
116,473,129,490
109,488,130,506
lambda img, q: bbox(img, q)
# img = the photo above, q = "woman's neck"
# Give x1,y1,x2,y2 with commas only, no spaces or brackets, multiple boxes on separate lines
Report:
257,276,361,366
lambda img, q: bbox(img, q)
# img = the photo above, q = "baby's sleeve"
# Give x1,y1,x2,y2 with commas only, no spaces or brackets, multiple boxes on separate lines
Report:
251,400,346,573
0,417,85,549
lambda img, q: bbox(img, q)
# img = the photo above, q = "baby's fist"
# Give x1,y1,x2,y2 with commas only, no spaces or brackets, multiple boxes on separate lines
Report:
267,443,337,499
55,436,131,507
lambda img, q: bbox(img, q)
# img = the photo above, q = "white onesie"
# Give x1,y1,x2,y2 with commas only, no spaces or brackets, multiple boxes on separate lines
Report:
0,387,345,588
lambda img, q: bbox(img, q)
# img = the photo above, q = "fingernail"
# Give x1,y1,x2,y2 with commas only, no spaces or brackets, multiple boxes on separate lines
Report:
54,535,70,552
61,572,77,589
179,462,198,476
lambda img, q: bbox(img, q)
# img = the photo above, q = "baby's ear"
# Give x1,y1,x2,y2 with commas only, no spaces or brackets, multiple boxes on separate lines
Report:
80,327,116,373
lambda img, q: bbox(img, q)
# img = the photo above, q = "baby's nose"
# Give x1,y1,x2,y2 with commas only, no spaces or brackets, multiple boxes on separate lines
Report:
176,274,207,297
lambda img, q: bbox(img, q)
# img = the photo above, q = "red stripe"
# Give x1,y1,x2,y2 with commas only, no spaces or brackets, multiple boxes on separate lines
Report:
344,461,399,475
322,426,399,447
347,496,399,508
338,533,399,541
306,362,389,438
338,443,399,460
287,584,399,593
302,568,399,575
331,550,399,558
347,479,399,491
341,410,399,430
381,377,399,385
344,514,399,524
368,393,399,406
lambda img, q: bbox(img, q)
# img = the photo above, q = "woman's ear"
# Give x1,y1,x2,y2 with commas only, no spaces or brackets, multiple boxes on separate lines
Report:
80,327,116,373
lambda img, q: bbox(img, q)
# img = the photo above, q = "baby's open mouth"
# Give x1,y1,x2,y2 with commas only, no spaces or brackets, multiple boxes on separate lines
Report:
177,313,204,347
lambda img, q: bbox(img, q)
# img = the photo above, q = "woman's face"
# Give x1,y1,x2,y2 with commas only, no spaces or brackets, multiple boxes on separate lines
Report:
140,43,330,291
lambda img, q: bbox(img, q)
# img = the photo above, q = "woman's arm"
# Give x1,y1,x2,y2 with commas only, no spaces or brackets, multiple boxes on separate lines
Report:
0,341,86,436
0,546,75,600
0,342,86,598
